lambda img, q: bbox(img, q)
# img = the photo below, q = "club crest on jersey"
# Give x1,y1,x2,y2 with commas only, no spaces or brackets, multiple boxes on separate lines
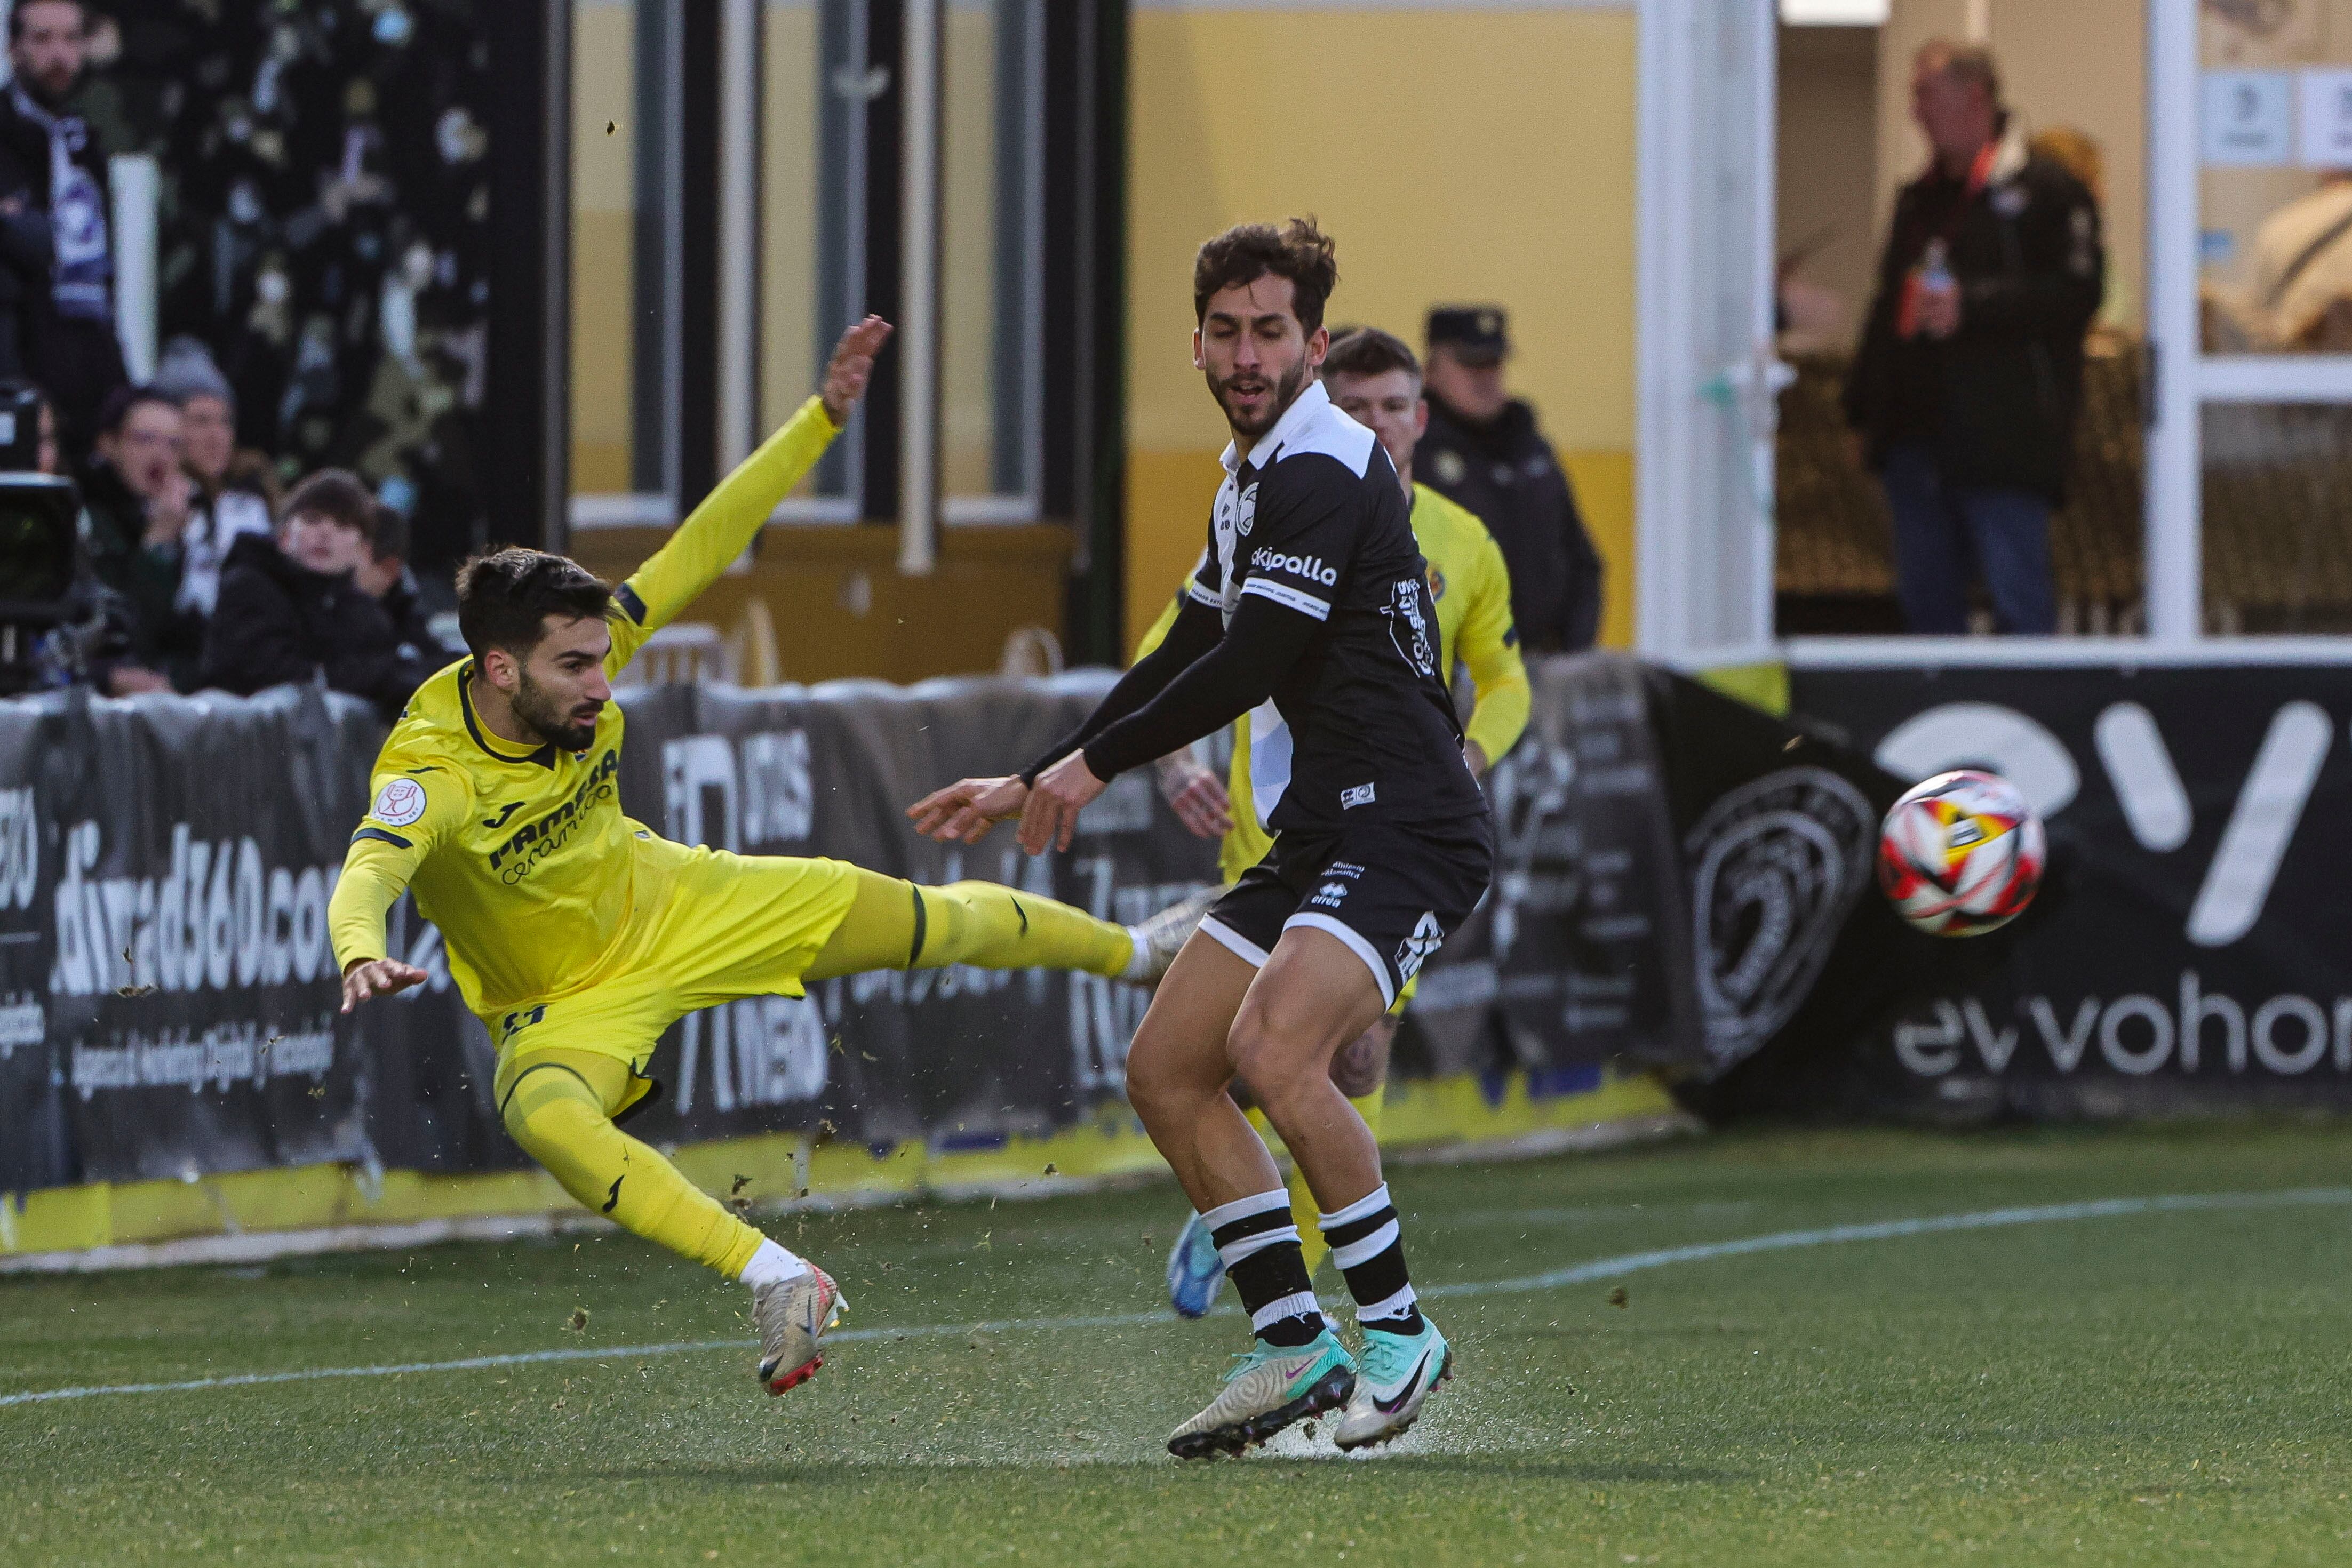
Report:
1235,482,1258,536
1426,565,1447,602
371,778,428,828
1249,547,1338,586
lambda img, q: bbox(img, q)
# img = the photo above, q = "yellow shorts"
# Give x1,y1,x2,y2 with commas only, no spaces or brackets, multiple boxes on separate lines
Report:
485,847,862,1073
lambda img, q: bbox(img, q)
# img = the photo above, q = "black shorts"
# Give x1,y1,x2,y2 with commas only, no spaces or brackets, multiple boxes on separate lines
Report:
1197,815,1493,1008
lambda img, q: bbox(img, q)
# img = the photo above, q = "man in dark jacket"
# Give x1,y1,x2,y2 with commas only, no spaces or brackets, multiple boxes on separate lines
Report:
80,384,201,688
0,0,126,459
1416,306,1602,654
1844,41,2103,635
200,469,440,719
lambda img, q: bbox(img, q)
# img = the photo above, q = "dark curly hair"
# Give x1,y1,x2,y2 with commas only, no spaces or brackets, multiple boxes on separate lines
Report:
455,548,615,659
1192,217,1340,337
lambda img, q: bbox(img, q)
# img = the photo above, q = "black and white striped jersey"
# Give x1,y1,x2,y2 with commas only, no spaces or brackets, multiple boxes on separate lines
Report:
1186,379,1486,836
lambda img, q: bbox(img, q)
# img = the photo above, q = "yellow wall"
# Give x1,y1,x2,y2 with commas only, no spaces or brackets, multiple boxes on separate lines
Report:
1125,4,1639,649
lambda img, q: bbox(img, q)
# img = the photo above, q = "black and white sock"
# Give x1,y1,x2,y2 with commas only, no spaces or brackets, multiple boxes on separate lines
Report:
1202,1189,1322,1348
1319,1183,1424,1337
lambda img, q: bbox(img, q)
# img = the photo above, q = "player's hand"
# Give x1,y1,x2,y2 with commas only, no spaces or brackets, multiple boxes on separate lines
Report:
1019,752,1106,856
1154,751,1232,839
907,774,1027,844
1464,740,1490,781
341,957,428,1013
820,315,893,426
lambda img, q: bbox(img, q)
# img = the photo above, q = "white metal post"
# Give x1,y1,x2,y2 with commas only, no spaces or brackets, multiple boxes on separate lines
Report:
1748,3,1782,651
107,154,158,382
2146,0,2200,645
1635,0,1694,656
898,0,942,575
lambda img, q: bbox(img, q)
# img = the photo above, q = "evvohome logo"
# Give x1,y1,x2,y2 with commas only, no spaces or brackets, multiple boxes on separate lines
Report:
1881,697,2351,1078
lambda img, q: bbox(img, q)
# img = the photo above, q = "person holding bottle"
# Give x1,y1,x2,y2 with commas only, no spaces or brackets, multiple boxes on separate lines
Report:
1843,40,2103,636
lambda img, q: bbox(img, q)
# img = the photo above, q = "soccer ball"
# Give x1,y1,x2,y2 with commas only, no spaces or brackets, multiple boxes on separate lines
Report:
1876,769,2045,936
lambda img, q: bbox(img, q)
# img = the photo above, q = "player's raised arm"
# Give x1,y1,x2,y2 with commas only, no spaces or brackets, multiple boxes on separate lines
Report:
329,759,476,1011
605,316,892,675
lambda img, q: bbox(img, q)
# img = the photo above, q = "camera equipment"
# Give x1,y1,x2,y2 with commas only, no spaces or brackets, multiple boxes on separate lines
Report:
0,472,84,695
0,381,41,474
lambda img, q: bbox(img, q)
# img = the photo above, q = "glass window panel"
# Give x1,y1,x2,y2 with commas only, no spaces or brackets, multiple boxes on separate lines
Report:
942,0,1041,512
2198,10,2352,353
2201,402,2352,632
571,0,676,509
762,0,864,509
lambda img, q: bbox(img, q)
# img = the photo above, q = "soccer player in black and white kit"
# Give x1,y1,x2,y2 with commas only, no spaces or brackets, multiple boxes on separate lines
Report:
911,219,1492,1456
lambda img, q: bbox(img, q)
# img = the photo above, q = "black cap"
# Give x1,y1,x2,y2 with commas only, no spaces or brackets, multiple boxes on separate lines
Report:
1426,305,1509,365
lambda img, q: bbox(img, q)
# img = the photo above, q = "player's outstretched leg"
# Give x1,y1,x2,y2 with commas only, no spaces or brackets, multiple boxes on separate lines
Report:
801,867,1177,984
498,1049,844,1395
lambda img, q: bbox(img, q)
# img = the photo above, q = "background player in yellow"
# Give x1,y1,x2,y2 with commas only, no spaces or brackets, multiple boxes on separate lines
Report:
1144,326,1528,1315
330,317,1185,1399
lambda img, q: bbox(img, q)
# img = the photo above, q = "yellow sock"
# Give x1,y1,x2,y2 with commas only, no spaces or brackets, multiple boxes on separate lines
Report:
501,1053,766,1279
917,881,1132,977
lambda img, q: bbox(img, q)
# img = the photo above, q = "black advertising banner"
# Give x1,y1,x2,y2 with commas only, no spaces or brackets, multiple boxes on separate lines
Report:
1768,661,2352,1118
1431,655,1702,1075
616,677,1222,1151
1,655,1820,1198
38,687,372,1186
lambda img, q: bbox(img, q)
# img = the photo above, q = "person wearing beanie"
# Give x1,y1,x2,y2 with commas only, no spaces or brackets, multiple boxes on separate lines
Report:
155,334,278,618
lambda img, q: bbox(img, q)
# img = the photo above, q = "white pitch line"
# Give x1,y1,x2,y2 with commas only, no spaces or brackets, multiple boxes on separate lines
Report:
6,1187,2347,1411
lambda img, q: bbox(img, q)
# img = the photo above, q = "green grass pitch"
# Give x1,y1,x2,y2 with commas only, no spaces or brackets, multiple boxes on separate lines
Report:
7,1121,2352,1566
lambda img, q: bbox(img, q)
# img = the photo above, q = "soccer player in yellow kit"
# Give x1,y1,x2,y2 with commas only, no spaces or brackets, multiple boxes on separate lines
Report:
1142,326,1529,1315
330,317,1169,1397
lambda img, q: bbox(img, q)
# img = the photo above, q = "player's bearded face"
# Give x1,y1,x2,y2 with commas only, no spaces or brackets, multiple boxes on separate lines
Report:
514,664,604,752
1207,348,1309,439
1197,276,1322,439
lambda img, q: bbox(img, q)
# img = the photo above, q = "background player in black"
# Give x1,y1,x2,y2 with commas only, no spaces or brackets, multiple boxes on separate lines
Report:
911,220,1489,1455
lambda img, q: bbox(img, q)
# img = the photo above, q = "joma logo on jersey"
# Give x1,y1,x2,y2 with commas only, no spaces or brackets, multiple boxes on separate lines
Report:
487,749,620,881
1248,548,1337,586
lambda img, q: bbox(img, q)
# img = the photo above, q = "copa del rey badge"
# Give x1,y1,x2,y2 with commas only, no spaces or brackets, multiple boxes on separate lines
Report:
372,778,428,828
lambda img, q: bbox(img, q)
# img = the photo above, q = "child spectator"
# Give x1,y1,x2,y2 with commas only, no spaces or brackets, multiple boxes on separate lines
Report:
198,468,436,718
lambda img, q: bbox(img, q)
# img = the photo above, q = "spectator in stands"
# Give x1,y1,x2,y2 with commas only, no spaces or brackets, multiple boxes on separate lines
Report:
155,337,276,617
200,468,437,718
0,0,126,460
81,383,201,688
5,380,155,693
2243,172,2352,350
354,501,451,673
1417,306,1602,654
1844,41,2102,636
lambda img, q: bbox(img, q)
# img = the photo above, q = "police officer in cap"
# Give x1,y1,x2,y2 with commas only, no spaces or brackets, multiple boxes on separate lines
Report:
1417,306,1601,654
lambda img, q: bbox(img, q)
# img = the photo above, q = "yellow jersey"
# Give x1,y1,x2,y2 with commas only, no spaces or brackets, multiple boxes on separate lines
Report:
326,397,840,1021
1136,481,1529,883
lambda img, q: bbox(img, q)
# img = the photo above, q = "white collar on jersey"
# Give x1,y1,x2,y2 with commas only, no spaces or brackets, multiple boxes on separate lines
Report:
1219,377,1334,476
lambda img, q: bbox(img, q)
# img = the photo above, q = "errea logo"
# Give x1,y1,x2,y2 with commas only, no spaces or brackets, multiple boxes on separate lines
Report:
1249,548,1338,586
